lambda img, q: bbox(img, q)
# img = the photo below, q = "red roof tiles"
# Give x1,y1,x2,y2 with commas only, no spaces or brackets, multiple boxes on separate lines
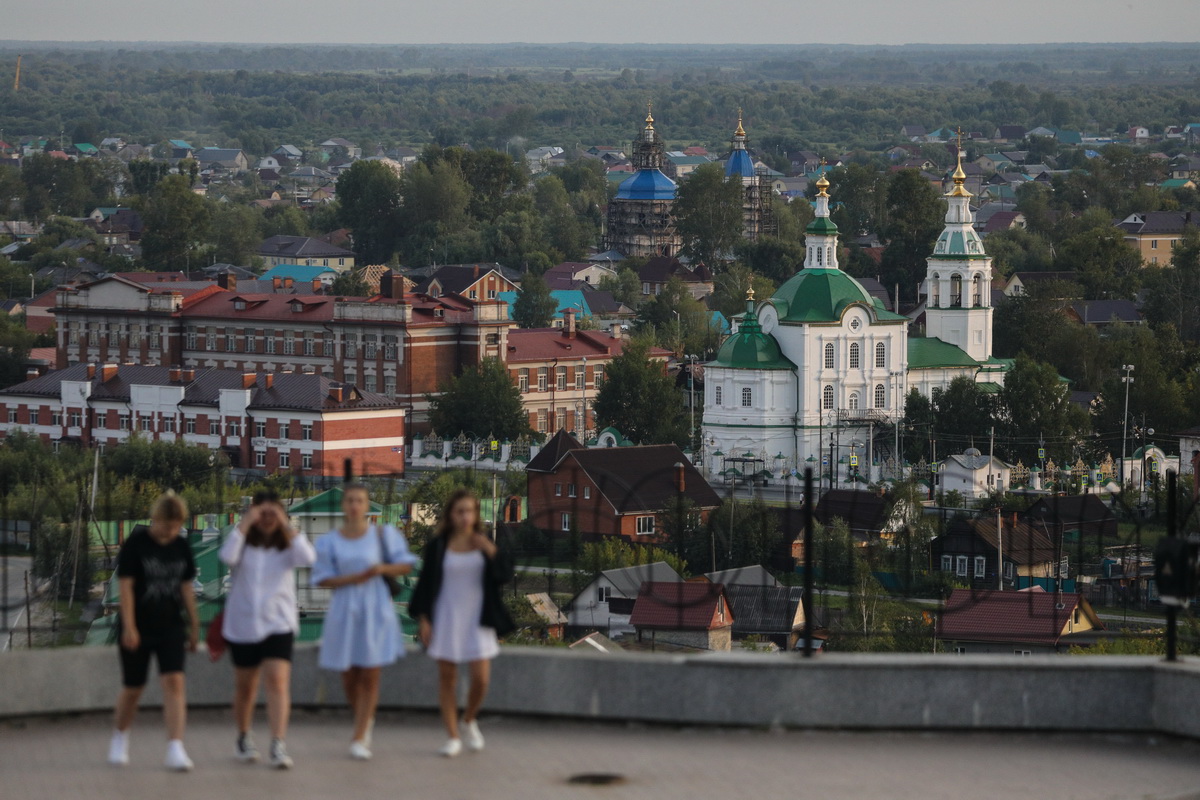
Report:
937,589,1102,646
629,581,732,631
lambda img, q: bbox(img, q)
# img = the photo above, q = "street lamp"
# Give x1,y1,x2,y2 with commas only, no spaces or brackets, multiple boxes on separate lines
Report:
1120,364,1134,486
685,354,699,451
849,438,864,486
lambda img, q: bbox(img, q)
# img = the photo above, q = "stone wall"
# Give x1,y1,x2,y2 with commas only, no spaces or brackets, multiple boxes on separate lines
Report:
2,645,1197,739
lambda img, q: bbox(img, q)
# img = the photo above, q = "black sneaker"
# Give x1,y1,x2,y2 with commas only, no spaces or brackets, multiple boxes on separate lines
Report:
236,732,260,763
269,739,293,770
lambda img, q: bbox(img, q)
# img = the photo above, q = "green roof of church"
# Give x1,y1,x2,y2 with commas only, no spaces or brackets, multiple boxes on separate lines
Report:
289,487,384,515
709,302,796,370
932,227,986,259
907,337,980,369
806,216,839,235
770,268,906,324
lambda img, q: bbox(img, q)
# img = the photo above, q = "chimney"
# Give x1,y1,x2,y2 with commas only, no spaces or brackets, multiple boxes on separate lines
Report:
329,385,345,403
217,273,237,291
284,277,294,289
181,367,195,381
610,323,622,339
264,373,274,389
273,277,282,290
86,363,97,380
312,278,322,293
25,367,40,381
675,461,686,493
473,265,480,279
169,366,181,382
242,372,256,389
564,307,576,339
101,364,118,382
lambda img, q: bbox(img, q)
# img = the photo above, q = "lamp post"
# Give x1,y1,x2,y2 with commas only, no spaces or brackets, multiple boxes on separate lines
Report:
849,438,863,486
1120,364,1134,487
685,354,699,451
580,355,588,441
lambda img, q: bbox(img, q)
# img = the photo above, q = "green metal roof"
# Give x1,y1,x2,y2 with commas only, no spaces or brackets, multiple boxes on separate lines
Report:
289,487,384,516
806,216,839,235
932,227,986,259
906,337,980,369
770,268,907,324
709,303,796,370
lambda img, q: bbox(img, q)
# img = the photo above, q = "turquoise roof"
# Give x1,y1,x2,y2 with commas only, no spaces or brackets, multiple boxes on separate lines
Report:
725,149,755,178
709,303,795,370
496,289,592,319
770,268,906,324
261,263,339,281
932,227,986,259
616,169,676,201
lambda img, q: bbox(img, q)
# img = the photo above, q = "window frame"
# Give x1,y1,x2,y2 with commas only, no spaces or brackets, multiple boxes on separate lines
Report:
635,515,655,535
741,386,752,407
955,556,968,577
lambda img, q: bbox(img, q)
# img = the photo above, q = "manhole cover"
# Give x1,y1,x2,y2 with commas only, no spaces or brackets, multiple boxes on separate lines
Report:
567,773,627,786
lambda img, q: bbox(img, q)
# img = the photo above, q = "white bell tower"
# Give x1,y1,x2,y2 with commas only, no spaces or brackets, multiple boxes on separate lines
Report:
924,134,993,362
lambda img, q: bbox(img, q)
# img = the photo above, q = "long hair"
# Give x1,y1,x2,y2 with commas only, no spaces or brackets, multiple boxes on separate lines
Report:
433,488,483,539
244,489,289,551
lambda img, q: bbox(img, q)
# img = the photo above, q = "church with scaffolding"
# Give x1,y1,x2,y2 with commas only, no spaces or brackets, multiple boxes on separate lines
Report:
602,106,682,259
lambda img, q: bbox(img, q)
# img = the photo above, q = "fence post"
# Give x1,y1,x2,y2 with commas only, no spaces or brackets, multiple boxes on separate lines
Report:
803,468,814,658
1166,470,1178,662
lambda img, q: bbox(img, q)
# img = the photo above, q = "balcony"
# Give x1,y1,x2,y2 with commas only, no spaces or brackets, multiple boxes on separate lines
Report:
2,647,1200,796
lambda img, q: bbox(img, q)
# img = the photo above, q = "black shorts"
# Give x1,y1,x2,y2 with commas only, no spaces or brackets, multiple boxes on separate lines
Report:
229,633,295,668
119,630,187,688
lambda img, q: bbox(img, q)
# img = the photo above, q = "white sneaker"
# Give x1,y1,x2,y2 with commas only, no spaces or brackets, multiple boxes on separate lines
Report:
462,720,485,752
165,740,194,772
107,730,129,766
438,738,463,758
349,740,372,761
269,739,293,770
235,732,260,763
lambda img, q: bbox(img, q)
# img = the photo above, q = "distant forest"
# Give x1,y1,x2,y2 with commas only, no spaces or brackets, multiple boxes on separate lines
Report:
1,43,1199,154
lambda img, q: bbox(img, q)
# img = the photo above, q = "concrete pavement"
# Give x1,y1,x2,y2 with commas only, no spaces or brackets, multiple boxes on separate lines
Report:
3,709,1200,800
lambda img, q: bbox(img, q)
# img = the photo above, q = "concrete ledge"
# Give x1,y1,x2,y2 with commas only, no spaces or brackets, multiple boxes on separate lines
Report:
1,645,1195,738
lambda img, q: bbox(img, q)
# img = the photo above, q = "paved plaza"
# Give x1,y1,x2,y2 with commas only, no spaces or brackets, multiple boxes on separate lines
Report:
3,708,1200,799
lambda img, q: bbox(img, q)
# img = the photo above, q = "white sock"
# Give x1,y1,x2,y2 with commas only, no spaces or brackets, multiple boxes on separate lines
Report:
167,739,185,752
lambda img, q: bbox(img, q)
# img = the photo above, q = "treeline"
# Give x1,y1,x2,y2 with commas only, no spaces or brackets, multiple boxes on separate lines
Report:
1,54,1199,156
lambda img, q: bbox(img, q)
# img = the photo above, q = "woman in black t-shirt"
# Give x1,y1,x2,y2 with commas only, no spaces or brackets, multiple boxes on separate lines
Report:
107,492,199,772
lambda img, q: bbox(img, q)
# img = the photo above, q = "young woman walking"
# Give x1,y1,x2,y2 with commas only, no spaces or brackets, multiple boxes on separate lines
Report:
311,483,416,760
410,489,515,757
219,490,315,769
108,492,199,771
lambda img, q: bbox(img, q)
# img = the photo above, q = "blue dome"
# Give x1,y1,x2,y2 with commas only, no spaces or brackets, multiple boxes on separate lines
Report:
616,169,676,201
725,149,755,179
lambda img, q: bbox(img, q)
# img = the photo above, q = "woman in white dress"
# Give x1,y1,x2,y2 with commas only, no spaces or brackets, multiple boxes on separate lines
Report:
311,483,417,761
410,488,514,757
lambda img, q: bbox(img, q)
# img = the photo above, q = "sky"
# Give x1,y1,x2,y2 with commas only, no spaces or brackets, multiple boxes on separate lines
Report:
3,0,1198,45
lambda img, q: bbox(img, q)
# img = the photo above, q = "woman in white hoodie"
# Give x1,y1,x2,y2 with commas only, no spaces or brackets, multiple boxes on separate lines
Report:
219,490,315,769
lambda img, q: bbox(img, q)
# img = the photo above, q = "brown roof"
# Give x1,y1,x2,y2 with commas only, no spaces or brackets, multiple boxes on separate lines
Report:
947,516,1057,566
506,328,666,363
566,445,721,513
182,292,335,323
629,581,731,630
526,429,587,473
937,588,1102,646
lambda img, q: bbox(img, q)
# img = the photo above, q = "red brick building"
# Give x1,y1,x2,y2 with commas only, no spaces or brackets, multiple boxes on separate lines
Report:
526,430,719,542
0,363,404,477
506,309,670,437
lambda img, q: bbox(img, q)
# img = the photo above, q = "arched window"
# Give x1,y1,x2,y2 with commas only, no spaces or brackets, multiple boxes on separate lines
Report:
950,274,963,307
714,385,722,405
849,343,860,369
874,384,886,408
823,343,834,369
848,392,860,410
972,274,983,306
816,247,823,266
875,342,886,368
822,385,834,409
741,387,752,407
931,273,941,306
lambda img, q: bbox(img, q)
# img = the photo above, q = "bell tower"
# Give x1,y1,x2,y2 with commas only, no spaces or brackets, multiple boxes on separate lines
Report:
924,133,993,362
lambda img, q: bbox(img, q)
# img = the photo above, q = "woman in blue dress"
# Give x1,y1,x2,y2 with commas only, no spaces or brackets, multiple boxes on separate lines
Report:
311,483,416,760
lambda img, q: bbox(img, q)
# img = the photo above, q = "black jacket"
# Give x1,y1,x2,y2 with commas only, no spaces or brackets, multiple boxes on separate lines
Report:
409,530,516,637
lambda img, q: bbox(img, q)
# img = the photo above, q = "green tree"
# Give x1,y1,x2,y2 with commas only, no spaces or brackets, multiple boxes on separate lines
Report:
706,495,784,571
330,270,371,297
337,160,404,264
879,169,944,293
734,237,805,285
672,163,745,267
137,174,212,270
997,353,1090,464
710,263,775,321
207,203,263,266
427,357,532,441
1055,226,1142,300
592,339,686,445
931,377,998,453
598,267,642,306
511,272,558,329
637,276,721,357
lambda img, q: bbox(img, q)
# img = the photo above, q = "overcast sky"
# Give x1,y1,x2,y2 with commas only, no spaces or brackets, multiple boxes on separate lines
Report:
3,0,1195,44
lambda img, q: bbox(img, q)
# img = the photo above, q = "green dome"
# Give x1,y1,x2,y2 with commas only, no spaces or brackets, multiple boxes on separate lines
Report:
932,227,986,258
709,304,795,370
769,268,883,323
806,215,839,235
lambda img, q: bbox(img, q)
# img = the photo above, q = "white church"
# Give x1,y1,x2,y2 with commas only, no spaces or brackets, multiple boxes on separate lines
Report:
702,155,1009,477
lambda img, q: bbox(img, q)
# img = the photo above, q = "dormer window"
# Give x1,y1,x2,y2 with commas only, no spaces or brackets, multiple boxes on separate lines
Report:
291,301,303,313
233,299,246,311
434,308,444,318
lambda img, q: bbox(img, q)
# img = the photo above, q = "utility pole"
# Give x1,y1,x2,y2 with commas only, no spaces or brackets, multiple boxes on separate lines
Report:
13,55,20,92
1121,364,1134,486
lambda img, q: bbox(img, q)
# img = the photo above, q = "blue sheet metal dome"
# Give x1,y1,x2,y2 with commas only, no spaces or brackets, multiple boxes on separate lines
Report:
725,148,755,179
616,168,676,201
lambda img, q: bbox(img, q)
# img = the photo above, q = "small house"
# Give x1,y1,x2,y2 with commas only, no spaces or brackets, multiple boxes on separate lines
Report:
931,515,1061,590
629,580,733,651
937,588,1104,654
566,561,683,637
